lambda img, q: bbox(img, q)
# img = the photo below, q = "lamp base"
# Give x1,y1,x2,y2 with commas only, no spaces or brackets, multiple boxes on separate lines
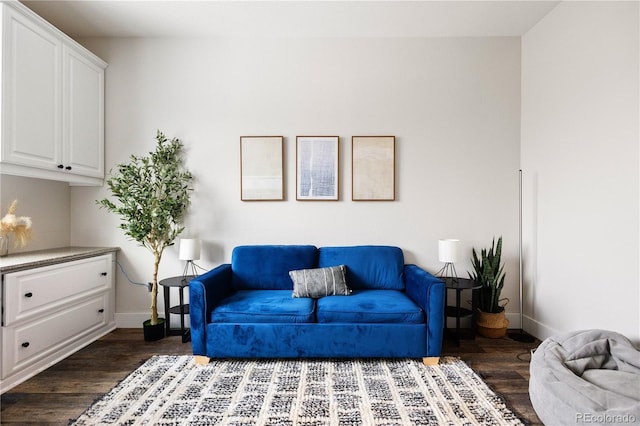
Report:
182,260,198,279
436,262,457,279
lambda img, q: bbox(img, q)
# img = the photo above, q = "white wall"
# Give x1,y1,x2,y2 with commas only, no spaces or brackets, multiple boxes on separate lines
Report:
0,175,70,253
70,36,521,326
521,1,639,341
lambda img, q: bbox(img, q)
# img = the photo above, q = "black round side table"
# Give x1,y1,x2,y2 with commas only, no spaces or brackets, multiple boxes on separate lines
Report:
159,275,195,343
441,277,481,346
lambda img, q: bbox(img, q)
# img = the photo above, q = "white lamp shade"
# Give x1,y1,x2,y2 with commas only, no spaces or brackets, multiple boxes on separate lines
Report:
179,238,201,261
438,239,460,263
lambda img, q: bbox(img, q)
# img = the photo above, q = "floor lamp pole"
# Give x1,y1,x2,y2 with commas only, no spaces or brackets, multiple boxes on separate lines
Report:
509,169,535,343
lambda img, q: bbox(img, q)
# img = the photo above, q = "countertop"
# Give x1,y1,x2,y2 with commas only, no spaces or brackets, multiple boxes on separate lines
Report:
0,246,119,274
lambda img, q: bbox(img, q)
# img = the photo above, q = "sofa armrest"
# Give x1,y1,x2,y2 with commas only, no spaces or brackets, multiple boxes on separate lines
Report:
189,264,233,356
404,264,445,357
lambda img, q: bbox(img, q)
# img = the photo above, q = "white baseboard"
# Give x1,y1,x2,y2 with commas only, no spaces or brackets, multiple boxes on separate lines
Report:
445,312,522,330
115,313,149,328
522,315,558,341
506,312,521,329
445,312,553,341
115,312,191,329
117,312,545,340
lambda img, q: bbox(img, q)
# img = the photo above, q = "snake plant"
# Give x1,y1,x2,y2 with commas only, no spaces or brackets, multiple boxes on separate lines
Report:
469,236,506,313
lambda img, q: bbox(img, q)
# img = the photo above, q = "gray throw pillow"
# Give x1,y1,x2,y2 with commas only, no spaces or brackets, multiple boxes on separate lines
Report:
290,265,351,298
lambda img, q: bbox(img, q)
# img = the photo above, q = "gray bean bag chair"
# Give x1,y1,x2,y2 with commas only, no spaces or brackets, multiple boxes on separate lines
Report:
530,329,640,425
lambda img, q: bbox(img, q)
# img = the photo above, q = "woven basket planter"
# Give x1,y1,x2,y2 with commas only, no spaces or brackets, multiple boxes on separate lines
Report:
476,309,509,338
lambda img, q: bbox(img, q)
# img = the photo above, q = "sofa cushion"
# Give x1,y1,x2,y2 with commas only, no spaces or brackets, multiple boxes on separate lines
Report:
318,245,405,290
231,245,318,290
316,290,424,323
210,290,316,323
290,265,351,298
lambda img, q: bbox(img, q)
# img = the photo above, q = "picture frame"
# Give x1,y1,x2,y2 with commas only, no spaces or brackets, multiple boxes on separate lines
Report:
296,136,339,201
352,136,396,201
240,136,284,201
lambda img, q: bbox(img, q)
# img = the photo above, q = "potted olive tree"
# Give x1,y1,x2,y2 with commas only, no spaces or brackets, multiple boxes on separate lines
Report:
98,131,193,341
469,236,509,338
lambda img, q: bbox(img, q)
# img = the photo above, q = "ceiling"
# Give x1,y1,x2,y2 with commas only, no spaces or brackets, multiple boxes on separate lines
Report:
21,0,561,39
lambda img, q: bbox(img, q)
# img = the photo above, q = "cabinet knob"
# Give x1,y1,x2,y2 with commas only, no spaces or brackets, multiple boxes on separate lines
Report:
21,342,30,348
57,164,64,169
65,166,72,170
25,292,33,298
100,272,108,276
98,308,105,313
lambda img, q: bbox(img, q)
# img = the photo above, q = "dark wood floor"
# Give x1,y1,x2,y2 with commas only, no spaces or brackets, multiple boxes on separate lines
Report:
1,328,542,425
444,332,542,425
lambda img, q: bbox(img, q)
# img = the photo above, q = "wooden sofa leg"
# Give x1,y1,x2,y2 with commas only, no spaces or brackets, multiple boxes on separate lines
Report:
422,357,440,366
194,355,211,365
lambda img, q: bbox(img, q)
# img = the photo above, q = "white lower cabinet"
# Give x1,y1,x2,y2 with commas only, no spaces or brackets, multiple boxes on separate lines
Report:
1,253,116,393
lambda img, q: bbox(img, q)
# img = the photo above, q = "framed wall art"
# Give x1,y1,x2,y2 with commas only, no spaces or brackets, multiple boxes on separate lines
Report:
240,136,284,201
352,136,395,201
296,136,339,201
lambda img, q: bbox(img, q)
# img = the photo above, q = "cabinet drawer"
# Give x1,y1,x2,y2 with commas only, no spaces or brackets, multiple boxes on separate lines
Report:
2,294,108,378
4,255,111,325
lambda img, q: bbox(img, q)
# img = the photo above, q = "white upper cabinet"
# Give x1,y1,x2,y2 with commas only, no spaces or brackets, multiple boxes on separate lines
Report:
0,2,106,186
63,45,105,179
1,5,62,171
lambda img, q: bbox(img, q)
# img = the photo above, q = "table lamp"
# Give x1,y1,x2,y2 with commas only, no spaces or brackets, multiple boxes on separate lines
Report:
437,238,459,278
179,238,201,278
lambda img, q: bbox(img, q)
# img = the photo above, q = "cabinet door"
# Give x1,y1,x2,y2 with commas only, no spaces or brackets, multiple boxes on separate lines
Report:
62,45,105,178
1,5,62,170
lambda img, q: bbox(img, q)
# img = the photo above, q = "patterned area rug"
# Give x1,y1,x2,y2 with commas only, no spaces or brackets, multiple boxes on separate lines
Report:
70,356,524,425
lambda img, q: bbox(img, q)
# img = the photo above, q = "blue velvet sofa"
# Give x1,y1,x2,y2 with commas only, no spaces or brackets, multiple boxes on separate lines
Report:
189,245,445,365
